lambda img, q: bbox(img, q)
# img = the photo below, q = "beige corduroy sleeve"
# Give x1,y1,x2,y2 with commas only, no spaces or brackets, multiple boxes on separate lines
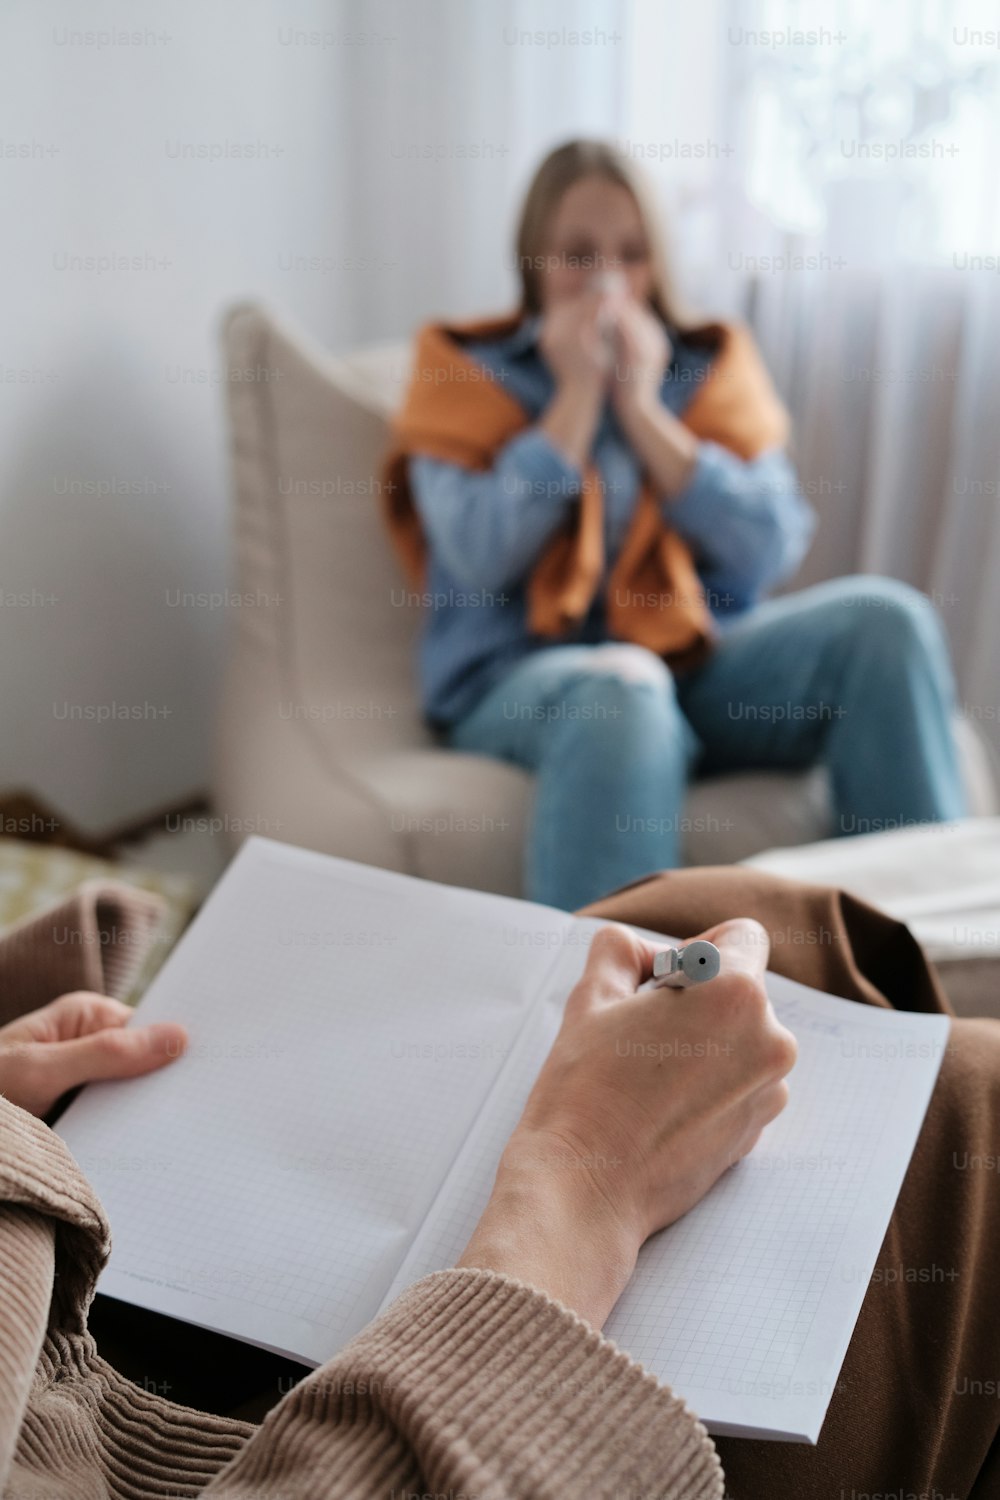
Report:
0,1093,723,1500
212,1266,724,1499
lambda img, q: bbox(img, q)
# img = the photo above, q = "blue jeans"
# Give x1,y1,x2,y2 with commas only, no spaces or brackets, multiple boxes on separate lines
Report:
448,576,967,909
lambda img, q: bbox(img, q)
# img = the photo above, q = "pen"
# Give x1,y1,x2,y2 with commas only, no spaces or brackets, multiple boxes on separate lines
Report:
639,940,721,991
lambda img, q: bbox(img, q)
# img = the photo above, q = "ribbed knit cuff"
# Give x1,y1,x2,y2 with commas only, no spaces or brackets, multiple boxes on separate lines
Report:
222,1266,723,1499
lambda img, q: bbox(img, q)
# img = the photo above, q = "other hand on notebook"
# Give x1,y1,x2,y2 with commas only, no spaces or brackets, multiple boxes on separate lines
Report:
458,918,797,1328
0,991,188,1118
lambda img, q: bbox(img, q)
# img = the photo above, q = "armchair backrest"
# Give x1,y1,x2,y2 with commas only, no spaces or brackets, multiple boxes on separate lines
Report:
221,303,429,754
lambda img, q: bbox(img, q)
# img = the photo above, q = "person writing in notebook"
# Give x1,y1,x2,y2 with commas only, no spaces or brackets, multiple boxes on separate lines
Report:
2,898,999,1498
384,138,965,910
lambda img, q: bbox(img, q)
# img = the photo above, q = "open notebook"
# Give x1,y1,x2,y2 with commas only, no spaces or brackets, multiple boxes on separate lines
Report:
56,837,948,1444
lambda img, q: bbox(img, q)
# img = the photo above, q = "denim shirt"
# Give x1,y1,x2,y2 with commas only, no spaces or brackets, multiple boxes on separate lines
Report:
408,317,815,726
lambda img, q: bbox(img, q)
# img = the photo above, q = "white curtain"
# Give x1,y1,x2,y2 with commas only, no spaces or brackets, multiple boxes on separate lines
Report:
747,266,1000,760
620,0,1000,756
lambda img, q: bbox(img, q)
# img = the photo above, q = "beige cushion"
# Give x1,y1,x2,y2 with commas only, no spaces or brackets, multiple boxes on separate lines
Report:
214,302,998,897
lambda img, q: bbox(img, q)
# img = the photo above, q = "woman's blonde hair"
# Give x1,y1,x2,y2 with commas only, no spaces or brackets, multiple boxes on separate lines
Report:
514,139,690,331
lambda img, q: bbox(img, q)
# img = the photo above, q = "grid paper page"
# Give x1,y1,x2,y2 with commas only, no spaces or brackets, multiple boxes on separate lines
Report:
380,916,603,1310
381,936,949,1443
56,838,575,1363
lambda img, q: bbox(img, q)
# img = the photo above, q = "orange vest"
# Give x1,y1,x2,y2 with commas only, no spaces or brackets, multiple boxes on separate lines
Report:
381,314,789,666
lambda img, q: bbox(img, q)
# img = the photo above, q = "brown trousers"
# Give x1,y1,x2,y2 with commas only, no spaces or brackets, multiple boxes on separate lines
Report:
583,869,1000,1500
8,868,1000,1499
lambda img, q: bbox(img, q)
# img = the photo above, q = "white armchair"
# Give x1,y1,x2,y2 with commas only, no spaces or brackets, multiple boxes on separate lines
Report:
214,302,998,896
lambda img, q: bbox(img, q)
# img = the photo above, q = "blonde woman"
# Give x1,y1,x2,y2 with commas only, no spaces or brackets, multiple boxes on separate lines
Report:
385,140,964,908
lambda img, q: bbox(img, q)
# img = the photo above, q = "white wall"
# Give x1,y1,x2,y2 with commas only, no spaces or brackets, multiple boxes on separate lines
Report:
0,0,633,831
1,0,353,829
